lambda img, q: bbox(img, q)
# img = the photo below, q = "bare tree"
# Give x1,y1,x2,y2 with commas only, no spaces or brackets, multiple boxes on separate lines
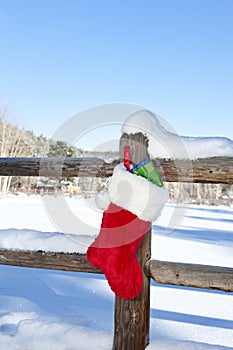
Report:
0,107,32,195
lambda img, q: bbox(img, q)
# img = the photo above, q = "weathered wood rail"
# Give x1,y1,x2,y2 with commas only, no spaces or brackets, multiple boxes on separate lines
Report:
0,155,233,183
0,250,233,293
0,250,102,273
0,132,233,349
145,260,233,293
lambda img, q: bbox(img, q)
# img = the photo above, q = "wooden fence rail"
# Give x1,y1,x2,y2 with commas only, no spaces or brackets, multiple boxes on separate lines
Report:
0,132,233,349
0,249,233,293
0,155,233,183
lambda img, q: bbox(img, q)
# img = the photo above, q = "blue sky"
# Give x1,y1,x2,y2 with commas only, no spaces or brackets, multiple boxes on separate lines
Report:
0,0,233,149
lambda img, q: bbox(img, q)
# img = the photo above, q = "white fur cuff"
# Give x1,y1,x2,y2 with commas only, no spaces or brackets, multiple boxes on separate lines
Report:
108,164,168,222
95,188,111,211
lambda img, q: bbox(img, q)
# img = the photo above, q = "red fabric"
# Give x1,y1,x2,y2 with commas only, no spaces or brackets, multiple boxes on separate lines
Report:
86,203,151,300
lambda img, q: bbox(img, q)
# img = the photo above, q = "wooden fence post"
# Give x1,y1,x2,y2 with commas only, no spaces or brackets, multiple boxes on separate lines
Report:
113,133,151,350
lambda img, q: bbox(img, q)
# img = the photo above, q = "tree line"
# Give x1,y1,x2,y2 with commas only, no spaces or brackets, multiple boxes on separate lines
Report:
1,107,232,205
0,108,86,195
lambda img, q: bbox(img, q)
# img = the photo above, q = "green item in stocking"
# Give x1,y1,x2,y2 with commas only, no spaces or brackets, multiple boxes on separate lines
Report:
131,157,163,187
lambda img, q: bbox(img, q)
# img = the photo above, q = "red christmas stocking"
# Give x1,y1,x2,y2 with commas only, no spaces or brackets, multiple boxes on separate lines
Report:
87,163,168,300
87,202,151,300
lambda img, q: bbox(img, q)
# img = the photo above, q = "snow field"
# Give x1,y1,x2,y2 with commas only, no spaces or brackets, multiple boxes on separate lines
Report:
0,195,232,349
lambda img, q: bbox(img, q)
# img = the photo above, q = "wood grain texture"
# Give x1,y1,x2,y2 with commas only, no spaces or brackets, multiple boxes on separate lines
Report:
1,250,232,293
158,156,233,184
113,132,151,350
145,259,233,292
0,156,233,183
0,157,118,178
0,249,102,273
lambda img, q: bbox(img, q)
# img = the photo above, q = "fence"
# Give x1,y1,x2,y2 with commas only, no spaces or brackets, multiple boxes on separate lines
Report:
0,132,233,350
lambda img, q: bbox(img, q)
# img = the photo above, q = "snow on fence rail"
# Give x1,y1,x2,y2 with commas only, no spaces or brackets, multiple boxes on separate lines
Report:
0,132,233,350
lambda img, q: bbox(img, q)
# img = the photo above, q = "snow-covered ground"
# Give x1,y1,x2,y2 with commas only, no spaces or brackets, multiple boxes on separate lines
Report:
0,194,232,349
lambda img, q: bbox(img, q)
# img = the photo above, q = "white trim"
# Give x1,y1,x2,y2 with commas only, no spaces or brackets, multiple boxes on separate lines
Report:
95,188,111,210
108,164,168,222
